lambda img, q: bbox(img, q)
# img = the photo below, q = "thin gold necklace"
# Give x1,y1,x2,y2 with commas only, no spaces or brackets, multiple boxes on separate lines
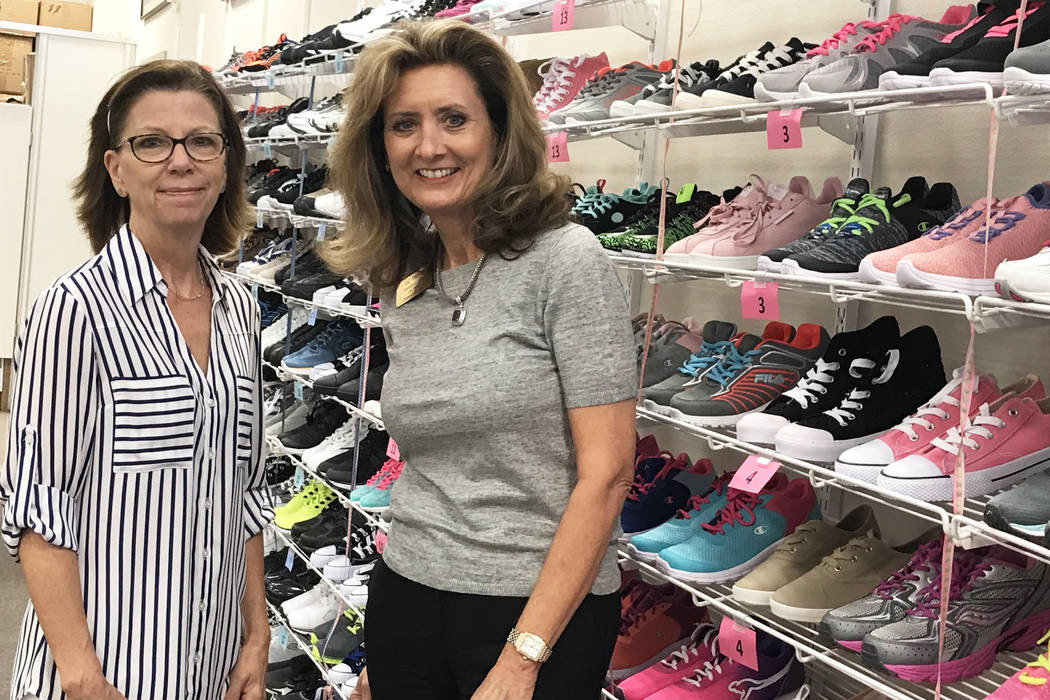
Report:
169,263,210,302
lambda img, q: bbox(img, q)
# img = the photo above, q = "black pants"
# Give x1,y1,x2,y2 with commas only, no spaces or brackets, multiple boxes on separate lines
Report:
364,558,620,700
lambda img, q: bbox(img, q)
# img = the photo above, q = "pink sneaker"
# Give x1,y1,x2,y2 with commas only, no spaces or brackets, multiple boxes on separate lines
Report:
986,632,1050,698
836,370,1045,483
878,394,1050,501
617,623,719,700
435,0,481,19
858,198,996,285
684,176,843,269
534,53,610,121
896,183,1050,295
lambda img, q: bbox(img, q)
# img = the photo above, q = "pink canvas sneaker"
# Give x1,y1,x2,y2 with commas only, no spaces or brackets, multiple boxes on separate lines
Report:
878,394,1050,501
683,176,843,269
663,178,768,263
836,369,1045,483
896,183,1050,295
534,53,610,121
434,0,481,19
986,631,1050,698
858,198,997,285
617,623,719,700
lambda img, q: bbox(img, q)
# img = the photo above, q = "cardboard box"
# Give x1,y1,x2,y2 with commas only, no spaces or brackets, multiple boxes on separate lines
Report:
0,0,39,24
37,0,91,31
0,32,32,94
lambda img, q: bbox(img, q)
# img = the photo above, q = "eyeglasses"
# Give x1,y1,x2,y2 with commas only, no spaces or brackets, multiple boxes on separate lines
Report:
113,132,228,163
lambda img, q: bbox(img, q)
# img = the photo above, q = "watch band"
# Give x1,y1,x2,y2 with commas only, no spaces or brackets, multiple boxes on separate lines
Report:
507,628,553,663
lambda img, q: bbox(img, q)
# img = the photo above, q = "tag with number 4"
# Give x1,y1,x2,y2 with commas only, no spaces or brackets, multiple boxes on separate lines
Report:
718,616,759,670
728,455,781,494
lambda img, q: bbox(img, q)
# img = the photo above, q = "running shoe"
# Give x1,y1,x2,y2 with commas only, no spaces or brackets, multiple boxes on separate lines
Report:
620,453,716,538
617,623,719,700
930,4,1050,88
632,60,722,114
985,467,1050,546
547,60,674,124
609,583,709,681
995,240,1050,304
641,320,737,411
674,42,776,109
640,317,705,388
757,21,884,100
698,38,814,106
534,53,611,121
1005,35,1050,94
986,629,1050,698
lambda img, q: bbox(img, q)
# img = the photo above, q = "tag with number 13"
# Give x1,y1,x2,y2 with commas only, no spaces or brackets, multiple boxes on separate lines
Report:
552,0,574,30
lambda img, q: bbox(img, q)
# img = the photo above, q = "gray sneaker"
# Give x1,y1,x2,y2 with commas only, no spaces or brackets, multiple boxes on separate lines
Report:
1005,37,1050,94
632,60,722,114
547,60,670,125
640,319,704,389
801,7,976,94
641,320,736,409
984,467,1050,545
756,21,884,100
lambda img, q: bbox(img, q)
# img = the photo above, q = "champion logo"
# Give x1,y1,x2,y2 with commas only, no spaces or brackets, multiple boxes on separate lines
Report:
916,221,933,232
754,525,768,535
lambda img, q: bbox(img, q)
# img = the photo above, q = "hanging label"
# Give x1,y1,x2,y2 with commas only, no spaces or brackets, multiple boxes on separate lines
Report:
308,309,318,326
386,439,401,461
334,52,344,72
264,142,272,158
293,466,305,488
293,382,304,400
375,530,387,554
552,0,575,30
256,209,264,228
766,109,803,150
267,72,275,89
729,455,780,494
276,626,289,648
741,280,779,320
718,616,759,670
284,548,295,571
546,132,569,163
251,283,259,298
316,223,327,241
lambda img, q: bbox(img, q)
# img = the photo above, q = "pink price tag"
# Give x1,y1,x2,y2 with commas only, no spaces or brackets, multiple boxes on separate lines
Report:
766,108,803,150
718,616,759,670
728,455,781,494
546,132,569,163
551,0,574,30
740,280,779,320
386,439,401,461
375,530,388,554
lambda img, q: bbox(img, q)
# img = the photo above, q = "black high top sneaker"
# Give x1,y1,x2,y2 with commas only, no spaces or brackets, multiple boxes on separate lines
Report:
774,325,946,463
736,315,900,445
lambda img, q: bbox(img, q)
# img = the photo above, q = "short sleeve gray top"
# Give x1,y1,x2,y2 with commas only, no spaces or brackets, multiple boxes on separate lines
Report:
379,222,637,597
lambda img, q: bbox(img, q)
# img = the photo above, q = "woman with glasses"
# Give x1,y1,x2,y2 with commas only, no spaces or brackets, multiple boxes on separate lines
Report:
1,60,273,700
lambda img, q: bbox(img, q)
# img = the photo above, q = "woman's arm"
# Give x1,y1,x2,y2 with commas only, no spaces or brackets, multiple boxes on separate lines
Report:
223,533,269,700
472,398,635,697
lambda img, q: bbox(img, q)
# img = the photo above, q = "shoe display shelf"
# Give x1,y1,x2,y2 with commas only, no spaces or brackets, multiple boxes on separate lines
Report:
267,434,391,533
250,205,346,232
218,52,360,96
270,525,367,618
470,0,658,39
224,271,382,328
635,406,1050,570
607,254,1050,333
244,132,336,156
265,599,351,700
269,368,386,431
616,550,1031,700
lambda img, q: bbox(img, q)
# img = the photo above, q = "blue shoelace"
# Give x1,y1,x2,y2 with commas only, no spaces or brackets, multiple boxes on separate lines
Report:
703,345,761,388
676,340,733,377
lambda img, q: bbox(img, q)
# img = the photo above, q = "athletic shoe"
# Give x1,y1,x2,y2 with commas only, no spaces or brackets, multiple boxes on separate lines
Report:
547,60,673,125
996,240,1050,304
1005,35,1050,94
858,197,995,285
929,4,1050,89
640,318,704,388
656,478,819,584
896,183,1050,296
286,585,342,633
608,186,724,257
732,505,876,607
314,609,364,664
625,471,768,564
281,320,363,375
769,528,935,624
277,403,351,455
642,630,806,700
673,42,776,110
534,53,611,120
986,467,1050,545
632,60,722,114
800,7,977,94
821,536,943,652
756,22,884,100
664,176,770,263
574,182,661,234
620,453,715,536
617,623,719,700
880,2,1022,89
736,316,900,446
861,546,1050,683
685,177,843,269
668,323,830,427
606,61,680,117
434,0,480,18
641,321,738,411
836,370,1044,484
274,482,338,531
358,460,404,512
783,178,960,280
986,629,1050,697
775,325,946,463
608,583,709,681
758,177,870,273
879,394,1050,501
697,38,813,106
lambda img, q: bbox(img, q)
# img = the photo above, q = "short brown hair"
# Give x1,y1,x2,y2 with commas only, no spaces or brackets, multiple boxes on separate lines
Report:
74,59,247,254
324,20,571,293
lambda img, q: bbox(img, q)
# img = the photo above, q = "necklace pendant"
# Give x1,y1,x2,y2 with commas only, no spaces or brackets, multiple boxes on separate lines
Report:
451,305,466,326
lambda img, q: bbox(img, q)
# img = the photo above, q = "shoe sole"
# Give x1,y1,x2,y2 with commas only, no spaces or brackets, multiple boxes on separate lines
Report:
607,100,637,118
779,259,862,280
1004,66,1050,95
731,584,775,606
685,252,761,270
768,599,832,624
983,503,1048,542
877,447,1050,502
735,413,787,446
668,405,767,427
608,636,695,681
756,256,785,274
671,91,707,111
832,458,885,485
857,258,899,286
878,72,933,91
928,68,1004,90
775,430,887,464
623,542,664,564
753,83,799,102
895,259,995,296
994,276,1050,305
658,537,782,585
633,99,672,114
691,90,755,107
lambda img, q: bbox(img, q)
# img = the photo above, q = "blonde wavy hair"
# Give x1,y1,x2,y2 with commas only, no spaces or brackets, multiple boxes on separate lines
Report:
324,20,571,293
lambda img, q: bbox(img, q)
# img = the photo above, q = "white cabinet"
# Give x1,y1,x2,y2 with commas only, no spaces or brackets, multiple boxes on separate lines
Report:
0,103,31,358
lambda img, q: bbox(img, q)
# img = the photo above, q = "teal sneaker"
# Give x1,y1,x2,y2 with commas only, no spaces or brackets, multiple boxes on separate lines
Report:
656,478,819,584
359,460,404,512
349,458,399,502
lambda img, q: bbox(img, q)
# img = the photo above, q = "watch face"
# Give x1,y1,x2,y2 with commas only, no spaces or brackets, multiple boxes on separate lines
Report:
520,636,543,658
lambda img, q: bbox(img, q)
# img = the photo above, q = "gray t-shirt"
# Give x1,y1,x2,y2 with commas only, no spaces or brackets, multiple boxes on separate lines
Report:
379,222,637,597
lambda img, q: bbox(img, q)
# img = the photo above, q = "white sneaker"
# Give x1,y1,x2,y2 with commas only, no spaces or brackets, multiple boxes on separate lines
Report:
313,191,347,219
303,418,365,470
310,544,341,570
341,678,359,696
995,242,1050,305
338,581,369,607
281,584,325,615
328,663,357,685
286,586,342,632
262,306,309,349
324,287,350,308
312,285,338,304
323,555,353,582
363,400,382,421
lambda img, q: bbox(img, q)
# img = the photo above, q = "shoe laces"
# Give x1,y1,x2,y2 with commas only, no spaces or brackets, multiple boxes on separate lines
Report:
683,655,730,687
804,195,861,239
776,520,820,553
824,388,870,427
923,204,987,241
627,450,677,500
1021,632,1050,685
676,340,733,377
874,539,942,600
854,14,918,53
808,21,868,56
930,404,1006,457
703,345,762,389
836,193,894,236
619,588,664,634
702,491,761,536
365,458,401,486
967,208,1026,244
661,624,718,670
717,47,767,81
674,475,731,519
304,322,353,352
821,536,877,573
374,461,404,490
908,549,986,618
344,647,368,673
535,57,576,108
781,358,841,408
893,370,972,441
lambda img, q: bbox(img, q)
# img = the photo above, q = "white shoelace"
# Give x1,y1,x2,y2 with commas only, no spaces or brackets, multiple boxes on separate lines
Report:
825,388,870,427
892,369,969,440
931,404,1005,455
684,658,727,687
737,45,797,78
783,357,874,408
534,57,572,107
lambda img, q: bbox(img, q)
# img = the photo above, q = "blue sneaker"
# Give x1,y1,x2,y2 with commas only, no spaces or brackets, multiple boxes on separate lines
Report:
281,319,363,374
626,470,785,564
620,454,716,539
359,460,403,512
657,478,819,584
261,301,288,329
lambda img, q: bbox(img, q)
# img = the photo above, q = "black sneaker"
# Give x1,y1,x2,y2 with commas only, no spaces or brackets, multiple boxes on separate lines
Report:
326,443,387,488
290,497,346,542
673,42,776,109
632,60,722,113
279,23,337,64
265,567,320,605
573,182,661,234
784,177,960,278
613,186,725,257
248,166,300,203
277,402,350,454
320,428,388,476
336,364,388,406
265,654,316,689
283,272,347,300
699,38,815,104
271,166,328,208
774,325,946,463
265,455,296,486
758,177,870,272
736,315,901,445
274,250,325,286
879,2,1021,88
314,344,389,396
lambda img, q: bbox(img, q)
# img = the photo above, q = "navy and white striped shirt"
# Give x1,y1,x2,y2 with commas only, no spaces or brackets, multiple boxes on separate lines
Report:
1,225,274,700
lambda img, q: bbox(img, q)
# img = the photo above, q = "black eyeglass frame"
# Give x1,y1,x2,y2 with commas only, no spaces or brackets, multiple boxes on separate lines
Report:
112,132,229,163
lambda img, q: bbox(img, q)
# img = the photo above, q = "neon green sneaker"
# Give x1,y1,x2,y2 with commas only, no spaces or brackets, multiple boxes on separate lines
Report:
274,482,335,530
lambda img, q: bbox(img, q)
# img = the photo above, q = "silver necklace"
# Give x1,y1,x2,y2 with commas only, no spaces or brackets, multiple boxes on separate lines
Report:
168,263,210,302
435,252,488,327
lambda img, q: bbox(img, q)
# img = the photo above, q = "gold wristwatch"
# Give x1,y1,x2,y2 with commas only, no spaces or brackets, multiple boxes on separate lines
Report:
507,628,553,663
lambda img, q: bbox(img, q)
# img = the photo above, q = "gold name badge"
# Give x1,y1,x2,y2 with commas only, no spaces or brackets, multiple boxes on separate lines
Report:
395,267,433,307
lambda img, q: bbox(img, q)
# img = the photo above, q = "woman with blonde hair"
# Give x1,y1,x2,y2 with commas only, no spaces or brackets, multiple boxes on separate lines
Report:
325,19,638,700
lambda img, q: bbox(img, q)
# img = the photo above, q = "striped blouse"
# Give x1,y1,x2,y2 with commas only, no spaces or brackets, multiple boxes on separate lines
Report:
1,226,274,700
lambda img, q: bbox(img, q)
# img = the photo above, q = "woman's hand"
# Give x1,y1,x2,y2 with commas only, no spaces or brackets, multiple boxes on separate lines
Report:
470,647,539,700
349,668,371,699
223,638,268,700
61,668,128,700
